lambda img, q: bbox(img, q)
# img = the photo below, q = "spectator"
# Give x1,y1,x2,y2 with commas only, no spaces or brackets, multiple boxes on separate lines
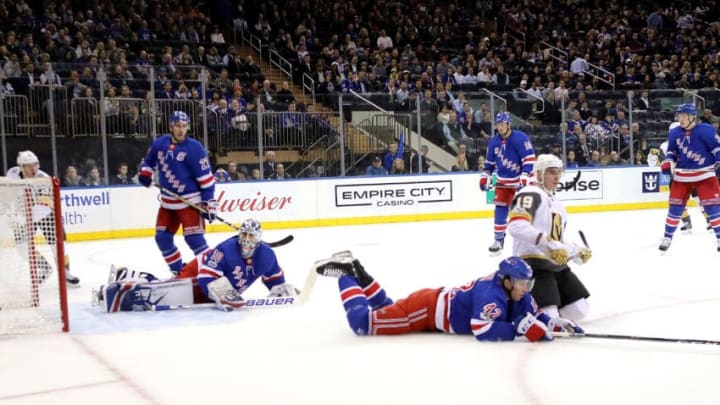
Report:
83,166,104,186
604,150,627,166
390,158,406,175
383,142,401,172
586,150,602,168
409,145,431,174
262,151,277,178
365,156,387,176
211,26,226,44
276,81,296,105
63,165,83,187
226,161,243,181
214,168,231,182
566,150,579,169
269,163,292,180
250,168,262,180
451,153,470,172
110,163,130,185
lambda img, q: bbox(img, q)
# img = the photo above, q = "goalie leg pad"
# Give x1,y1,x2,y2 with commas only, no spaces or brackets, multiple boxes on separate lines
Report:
104,278,194,312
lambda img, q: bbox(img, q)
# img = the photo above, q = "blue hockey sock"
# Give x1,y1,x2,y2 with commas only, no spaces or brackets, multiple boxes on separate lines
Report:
184,234,209,255
664,204,685,238
156,231,182,273
363,280,393,310
493,205,509,241
338,276,370,335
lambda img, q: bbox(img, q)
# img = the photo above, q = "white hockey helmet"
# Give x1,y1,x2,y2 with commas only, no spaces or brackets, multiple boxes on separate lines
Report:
238,218,263,258
534,154,563,179
17,150,39,168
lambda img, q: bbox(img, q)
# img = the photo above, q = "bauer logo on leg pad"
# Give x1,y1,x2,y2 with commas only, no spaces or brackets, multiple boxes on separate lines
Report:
244,297,295,307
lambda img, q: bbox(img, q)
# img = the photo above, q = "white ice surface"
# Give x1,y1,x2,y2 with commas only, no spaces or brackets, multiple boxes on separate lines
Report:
1,208,719,405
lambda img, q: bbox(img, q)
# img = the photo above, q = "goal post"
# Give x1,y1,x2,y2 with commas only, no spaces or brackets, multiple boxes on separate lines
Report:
0,176,69,334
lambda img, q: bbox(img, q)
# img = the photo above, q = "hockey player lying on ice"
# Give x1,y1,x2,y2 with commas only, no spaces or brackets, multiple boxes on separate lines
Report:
94,218,300,312
316,254,584,342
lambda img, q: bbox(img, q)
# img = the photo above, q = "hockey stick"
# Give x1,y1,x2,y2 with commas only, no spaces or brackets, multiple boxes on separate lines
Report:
151,265,317,311
553,331,720,346
152,184,293,248
153,183,238,230
578,230,589,248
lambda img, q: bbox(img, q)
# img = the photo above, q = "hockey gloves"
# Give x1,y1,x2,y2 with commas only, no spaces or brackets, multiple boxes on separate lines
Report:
207,277,246,312
267,283,300,298
660,160,673,176
201,199,218,223
539,235,569,265
138,166,153,187
547,317,585,335
576,247,592,264
519,172,533,188
479,172,490,191
515,313,552,342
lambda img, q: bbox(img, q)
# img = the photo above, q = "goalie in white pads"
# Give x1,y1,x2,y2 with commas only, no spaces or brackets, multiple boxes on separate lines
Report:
7,150,80,286
95,218,300,312
507,154,592,322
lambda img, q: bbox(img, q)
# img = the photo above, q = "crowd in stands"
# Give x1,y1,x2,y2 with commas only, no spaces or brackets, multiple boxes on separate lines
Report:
1,0,720,179
255,0,720,166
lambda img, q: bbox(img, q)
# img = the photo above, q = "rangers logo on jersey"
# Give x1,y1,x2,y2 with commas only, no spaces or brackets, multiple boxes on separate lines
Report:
479,302,502,320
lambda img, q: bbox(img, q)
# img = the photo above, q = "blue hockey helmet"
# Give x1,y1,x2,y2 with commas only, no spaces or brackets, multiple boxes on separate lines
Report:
675,103,697,116
494,112,511,125
238,218,263,258
497,256,534,290
169,111,190,126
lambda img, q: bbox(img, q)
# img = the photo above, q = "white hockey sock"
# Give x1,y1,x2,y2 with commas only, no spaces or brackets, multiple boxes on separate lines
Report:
540,305,560,319
559,299,590,322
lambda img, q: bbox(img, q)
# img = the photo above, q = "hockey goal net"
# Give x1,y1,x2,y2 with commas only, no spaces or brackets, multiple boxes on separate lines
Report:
0,176,68,334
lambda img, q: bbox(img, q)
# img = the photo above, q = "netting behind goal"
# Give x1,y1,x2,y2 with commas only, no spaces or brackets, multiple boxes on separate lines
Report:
0,176,68,334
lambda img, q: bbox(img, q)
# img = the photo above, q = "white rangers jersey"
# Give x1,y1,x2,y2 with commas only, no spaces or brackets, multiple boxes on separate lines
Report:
507,184,579,263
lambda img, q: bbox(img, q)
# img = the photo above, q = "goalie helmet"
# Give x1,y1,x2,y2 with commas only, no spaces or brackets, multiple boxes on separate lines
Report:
534,153,563,179
17,150,39,168
238,218,263,258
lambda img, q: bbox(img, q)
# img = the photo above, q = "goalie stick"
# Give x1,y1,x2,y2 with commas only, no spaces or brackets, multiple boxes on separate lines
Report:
152,184,293,248
151,265,317,311
552,331,720,346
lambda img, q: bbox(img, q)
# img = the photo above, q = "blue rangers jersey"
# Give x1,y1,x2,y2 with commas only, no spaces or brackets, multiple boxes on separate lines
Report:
141,135,215,209
196,237,286,298
435,273,550,341
484,130,536,187
664,123,720,183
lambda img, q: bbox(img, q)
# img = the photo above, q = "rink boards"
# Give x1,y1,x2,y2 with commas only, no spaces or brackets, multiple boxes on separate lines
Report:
61,166,675,241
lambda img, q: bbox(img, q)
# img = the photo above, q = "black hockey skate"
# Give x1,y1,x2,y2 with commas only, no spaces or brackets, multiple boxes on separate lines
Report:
488,239,504,255
315,251,356,278
680,216,692,232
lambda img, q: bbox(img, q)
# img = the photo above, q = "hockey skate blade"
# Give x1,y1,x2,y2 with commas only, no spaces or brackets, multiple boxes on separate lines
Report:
488,249,502,257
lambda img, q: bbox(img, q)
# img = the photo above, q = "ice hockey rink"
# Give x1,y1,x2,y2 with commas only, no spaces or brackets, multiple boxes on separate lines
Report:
2,207,719,405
